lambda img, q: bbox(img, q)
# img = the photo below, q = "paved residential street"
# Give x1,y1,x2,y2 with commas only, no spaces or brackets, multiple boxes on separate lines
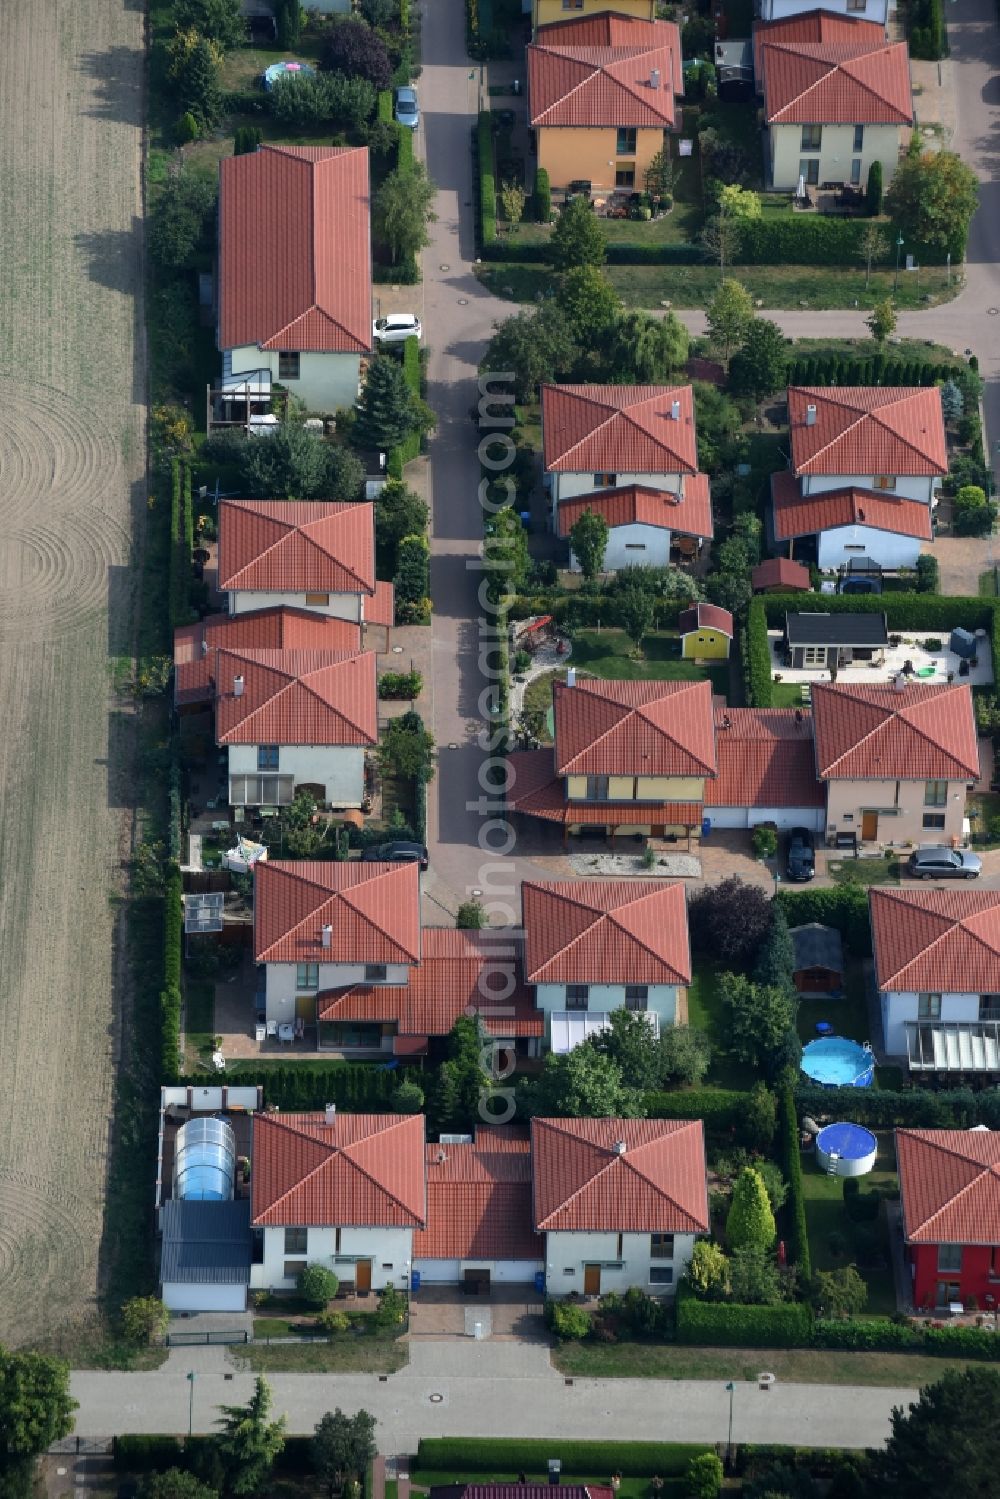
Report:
68,1340,916,1449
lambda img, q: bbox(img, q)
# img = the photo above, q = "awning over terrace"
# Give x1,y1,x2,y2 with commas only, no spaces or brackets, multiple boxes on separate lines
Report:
906,1021,1000,1072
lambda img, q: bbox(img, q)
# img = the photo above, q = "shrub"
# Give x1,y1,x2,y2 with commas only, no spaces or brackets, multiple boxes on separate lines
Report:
298,1263,339,1308
675,1288,813,1347
121,1297,169,1345
533,166,551,223
374,1285,408,1328
317,1309,352,1336
113,1437,184,1473
752,825,777,859
685,1452,723,1499
547,1299,592,1340
378,669,422,699
322,16,392,89
866,160,883,216
478,112,496,246
414,1440,713,1477
915,552,939,593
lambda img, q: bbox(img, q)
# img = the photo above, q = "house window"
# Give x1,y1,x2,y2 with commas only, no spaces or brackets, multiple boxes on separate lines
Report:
278,352,301,380
844,545,866,553
938,1243,963,1272
615,168,635,189
562,0,584,8
296,963,319,990
566,985,589,1010
365,964,388,983
918,993,942,1020
624,543,646,551
616,1233,623,1258
651,1233,674,1260
284,1226,308,1255
802,646,826,667
335,1228,342,1254
799,158,820,185
305,592,330,607
853,125,865,153
284,1260,306,1279
616,127,637,157
594,472,617,488
585,775,610,800
925,780,948,807
649,1266,674,1285
800,125,822,151
850,158,862,185
625,985,649,1010
257,745,279,771
847,0,866,10
873,475,896,490
923,813,946,830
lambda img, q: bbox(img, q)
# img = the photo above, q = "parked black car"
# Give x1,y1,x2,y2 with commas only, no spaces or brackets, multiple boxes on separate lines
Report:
362,840,429,871
786,826,816,882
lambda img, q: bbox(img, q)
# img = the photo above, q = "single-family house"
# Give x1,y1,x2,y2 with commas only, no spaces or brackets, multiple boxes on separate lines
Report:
755,16,911,192
678,603,733,660
532,0,658,35
532,1116,709,1296
249,1108,426,1292
507,676,717,841
218,499,394,628
254,860,422,1027
316,928,544,1058
217,145,371,414
752,556,812,593
872,888,1000,1068
412,1128,545,1288
896,1127,1000,1310
214,647,376,809
789,922,844,994
812,681,979,848
173,608,361,709
783,609,888,669
544,384,712,560
528,15,682,194
704,706,826,832
756,0,891,27
772,386,946,570
522,879,691,1051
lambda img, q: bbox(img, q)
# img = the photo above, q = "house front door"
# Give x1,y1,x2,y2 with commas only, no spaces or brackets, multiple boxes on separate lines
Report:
861,811,878,841
584,1263,601,1295
355,1259,372,1293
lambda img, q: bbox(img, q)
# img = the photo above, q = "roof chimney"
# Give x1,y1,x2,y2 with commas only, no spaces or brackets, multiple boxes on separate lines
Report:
670,399,681,420
321,923,333,948
893,674,907,692
435,1148,448,1163
566,667,576,687
721,713,731,730
806,404,817,427
233,674,245,697
613,1140,627,1156
650,68,660,89
324,1102,336,1126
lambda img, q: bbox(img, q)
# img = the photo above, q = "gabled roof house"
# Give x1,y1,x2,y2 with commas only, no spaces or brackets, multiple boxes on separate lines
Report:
896,1128,1000,1310
173,608,362,708
756,0,892,28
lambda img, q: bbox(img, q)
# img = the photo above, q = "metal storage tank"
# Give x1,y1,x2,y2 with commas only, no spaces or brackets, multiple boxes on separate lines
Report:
173,1116,237,1201
815,1122,878,1177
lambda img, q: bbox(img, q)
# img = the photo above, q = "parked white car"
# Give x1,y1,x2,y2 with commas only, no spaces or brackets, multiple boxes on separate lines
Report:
373,313,422,344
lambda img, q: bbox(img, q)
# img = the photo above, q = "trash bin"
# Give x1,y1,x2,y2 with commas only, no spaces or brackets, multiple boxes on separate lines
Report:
534,1270,545,1295
410,1270,421,1293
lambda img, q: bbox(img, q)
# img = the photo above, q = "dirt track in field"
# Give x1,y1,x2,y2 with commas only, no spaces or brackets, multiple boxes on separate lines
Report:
0,1,145,1343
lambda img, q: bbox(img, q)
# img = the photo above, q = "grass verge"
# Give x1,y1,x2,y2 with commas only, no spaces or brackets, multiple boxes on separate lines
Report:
827,858,901,887
550,1340,977,1386
231,1339,409,1374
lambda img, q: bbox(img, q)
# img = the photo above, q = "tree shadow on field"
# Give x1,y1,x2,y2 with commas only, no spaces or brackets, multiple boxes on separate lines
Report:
78,46,144,126
74,227,147,407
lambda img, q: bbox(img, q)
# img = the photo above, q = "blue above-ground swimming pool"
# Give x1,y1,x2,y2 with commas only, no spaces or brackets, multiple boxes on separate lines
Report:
801,1036,875,1088
815,1122,878,1175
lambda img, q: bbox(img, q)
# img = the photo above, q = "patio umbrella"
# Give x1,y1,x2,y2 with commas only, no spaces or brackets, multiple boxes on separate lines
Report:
796,173,806,200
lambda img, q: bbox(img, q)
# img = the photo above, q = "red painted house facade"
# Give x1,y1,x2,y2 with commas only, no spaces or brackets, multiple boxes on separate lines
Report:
896,1129,1000,1310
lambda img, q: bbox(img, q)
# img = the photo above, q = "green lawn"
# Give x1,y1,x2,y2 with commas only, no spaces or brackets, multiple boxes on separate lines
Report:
968,790,1000,846
796,959,870,1047
479,263,957,312
232,1338,408,1374
799,1142,899,1318
772,682,806,707
686,964,745,1090
550,1339,980,1387
827,857,901,887
979,569,998,597
184,977,215,1070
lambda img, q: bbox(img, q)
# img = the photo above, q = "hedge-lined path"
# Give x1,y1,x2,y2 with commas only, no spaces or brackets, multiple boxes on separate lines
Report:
68,1337,913,1447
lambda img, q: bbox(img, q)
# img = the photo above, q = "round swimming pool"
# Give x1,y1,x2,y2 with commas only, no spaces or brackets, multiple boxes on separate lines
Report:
801,1036,874,1088
815,1122,878,1176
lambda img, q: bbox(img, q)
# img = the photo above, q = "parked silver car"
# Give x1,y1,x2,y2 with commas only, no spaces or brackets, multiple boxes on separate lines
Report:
906,846,982,880
394,86,419,130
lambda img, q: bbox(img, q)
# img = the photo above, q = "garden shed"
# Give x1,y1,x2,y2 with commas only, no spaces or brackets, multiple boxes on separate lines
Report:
790,922,844,996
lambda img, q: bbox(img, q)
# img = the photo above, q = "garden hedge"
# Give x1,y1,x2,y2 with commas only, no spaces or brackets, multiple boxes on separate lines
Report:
743,597,772,709
478,110,496,247
533,166,550,224
795,1084,1000,1130
113,1436,183,1473
814,1318,1000,1361
162,866,183,1082
779,1084,811,1278
645,1086,776,1151
188,1062,403,1112
776,885,872,956
415,1439,713,1476
377,90,393,125
786,351,960,387
675,1288,814,1347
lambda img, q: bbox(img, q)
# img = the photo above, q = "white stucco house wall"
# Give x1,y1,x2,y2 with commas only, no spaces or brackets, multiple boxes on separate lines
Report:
757,0,890,25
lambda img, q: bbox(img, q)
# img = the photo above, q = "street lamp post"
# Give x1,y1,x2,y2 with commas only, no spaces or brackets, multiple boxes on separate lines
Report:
894,234,905,295
725,1381,735,1469
187,1370,197,1438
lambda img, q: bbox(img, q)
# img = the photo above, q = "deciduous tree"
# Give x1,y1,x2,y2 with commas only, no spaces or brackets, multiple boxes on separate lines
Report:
705,278,754,367
886,150,979,259
322,17,392,90
500,181,526,230
857,222,889,290
729,318,788,398
603,311,689,383
174,0,247,48
555,266,622,343
866,297,897,343
617,585,655,654
729,1245,783,1304
122,1296,169,1345
149,171,217,269
550,197,607,270
298,1264,340,1309
688,877,772,964
168,28,223,127
312,1409,377,1499
685,1241,731,1300
569,509,609,581
0,1347,76,1460
138,1472,218,1499
718,972,796,1071
373,162,436,267
483,308,578,402
529,1046,645,1119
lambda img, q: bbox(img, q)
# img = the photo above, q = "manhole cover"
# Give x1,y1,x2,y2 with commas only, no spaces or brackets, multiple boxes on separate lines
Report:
440,263,451,271
429,1393,444,1403
458,297,469,305
989,308,1000,316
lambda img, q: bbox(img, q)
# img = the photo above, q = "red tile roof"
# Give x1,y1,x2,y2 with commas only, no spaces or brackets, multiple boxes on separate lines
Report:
366,580,396,629
218,500,376,596
413,1130,544,1260
751,556,812,592
871,888,1000,993
556,475,713,542
788,387,948,477
528,20,683,129
254,860,421,965
678,602,733,638
505,751,703,827
760,39,912,125
522,879,691,985
896,1129,1000,1246
251,1111,425,1228
174,609,362,706
553,677,717,777
317,928,544,1038
753,12,887,76
214,648,377,747
705,708,825,810
531,1117,709,1233
433,1486,612,1499
771,470,932,542
218,145,371,355
811,682,979,781
542,385,698,476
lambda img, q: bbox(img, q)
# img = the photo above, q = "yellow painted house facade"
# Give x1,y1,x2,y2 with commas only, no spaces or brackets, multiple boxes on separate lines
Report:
536,125,666,194
533,0,655,28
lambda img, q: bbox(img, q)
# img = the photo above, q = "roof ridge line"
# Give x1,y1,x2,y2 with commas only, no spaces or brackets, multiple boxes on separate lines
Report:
339,1116,425,1223
297,654,371,735
880,908,968,988
905,1148,993,1238
298,511,372,593
254,1115,336,1220
533,52,603,123
553,397,621,463
536,1132,621,1226
894,691,977,773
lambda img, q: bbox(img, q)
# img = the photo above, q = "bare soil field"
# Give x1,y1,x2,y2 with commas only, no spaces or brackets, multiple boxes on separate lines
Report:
0,1,145,1343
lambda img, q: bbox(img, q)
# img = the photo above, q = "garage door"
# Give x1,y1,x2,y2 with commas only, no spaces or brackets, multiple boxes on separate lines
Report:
412,1259,461,1284
162,1282,247,1313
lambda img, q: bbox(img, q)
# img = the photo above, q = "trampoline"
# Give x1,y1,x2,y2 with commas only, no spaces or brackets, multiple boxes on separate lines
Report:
263,61,316,90
815,1122,878,1176
801,1036,874,1088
